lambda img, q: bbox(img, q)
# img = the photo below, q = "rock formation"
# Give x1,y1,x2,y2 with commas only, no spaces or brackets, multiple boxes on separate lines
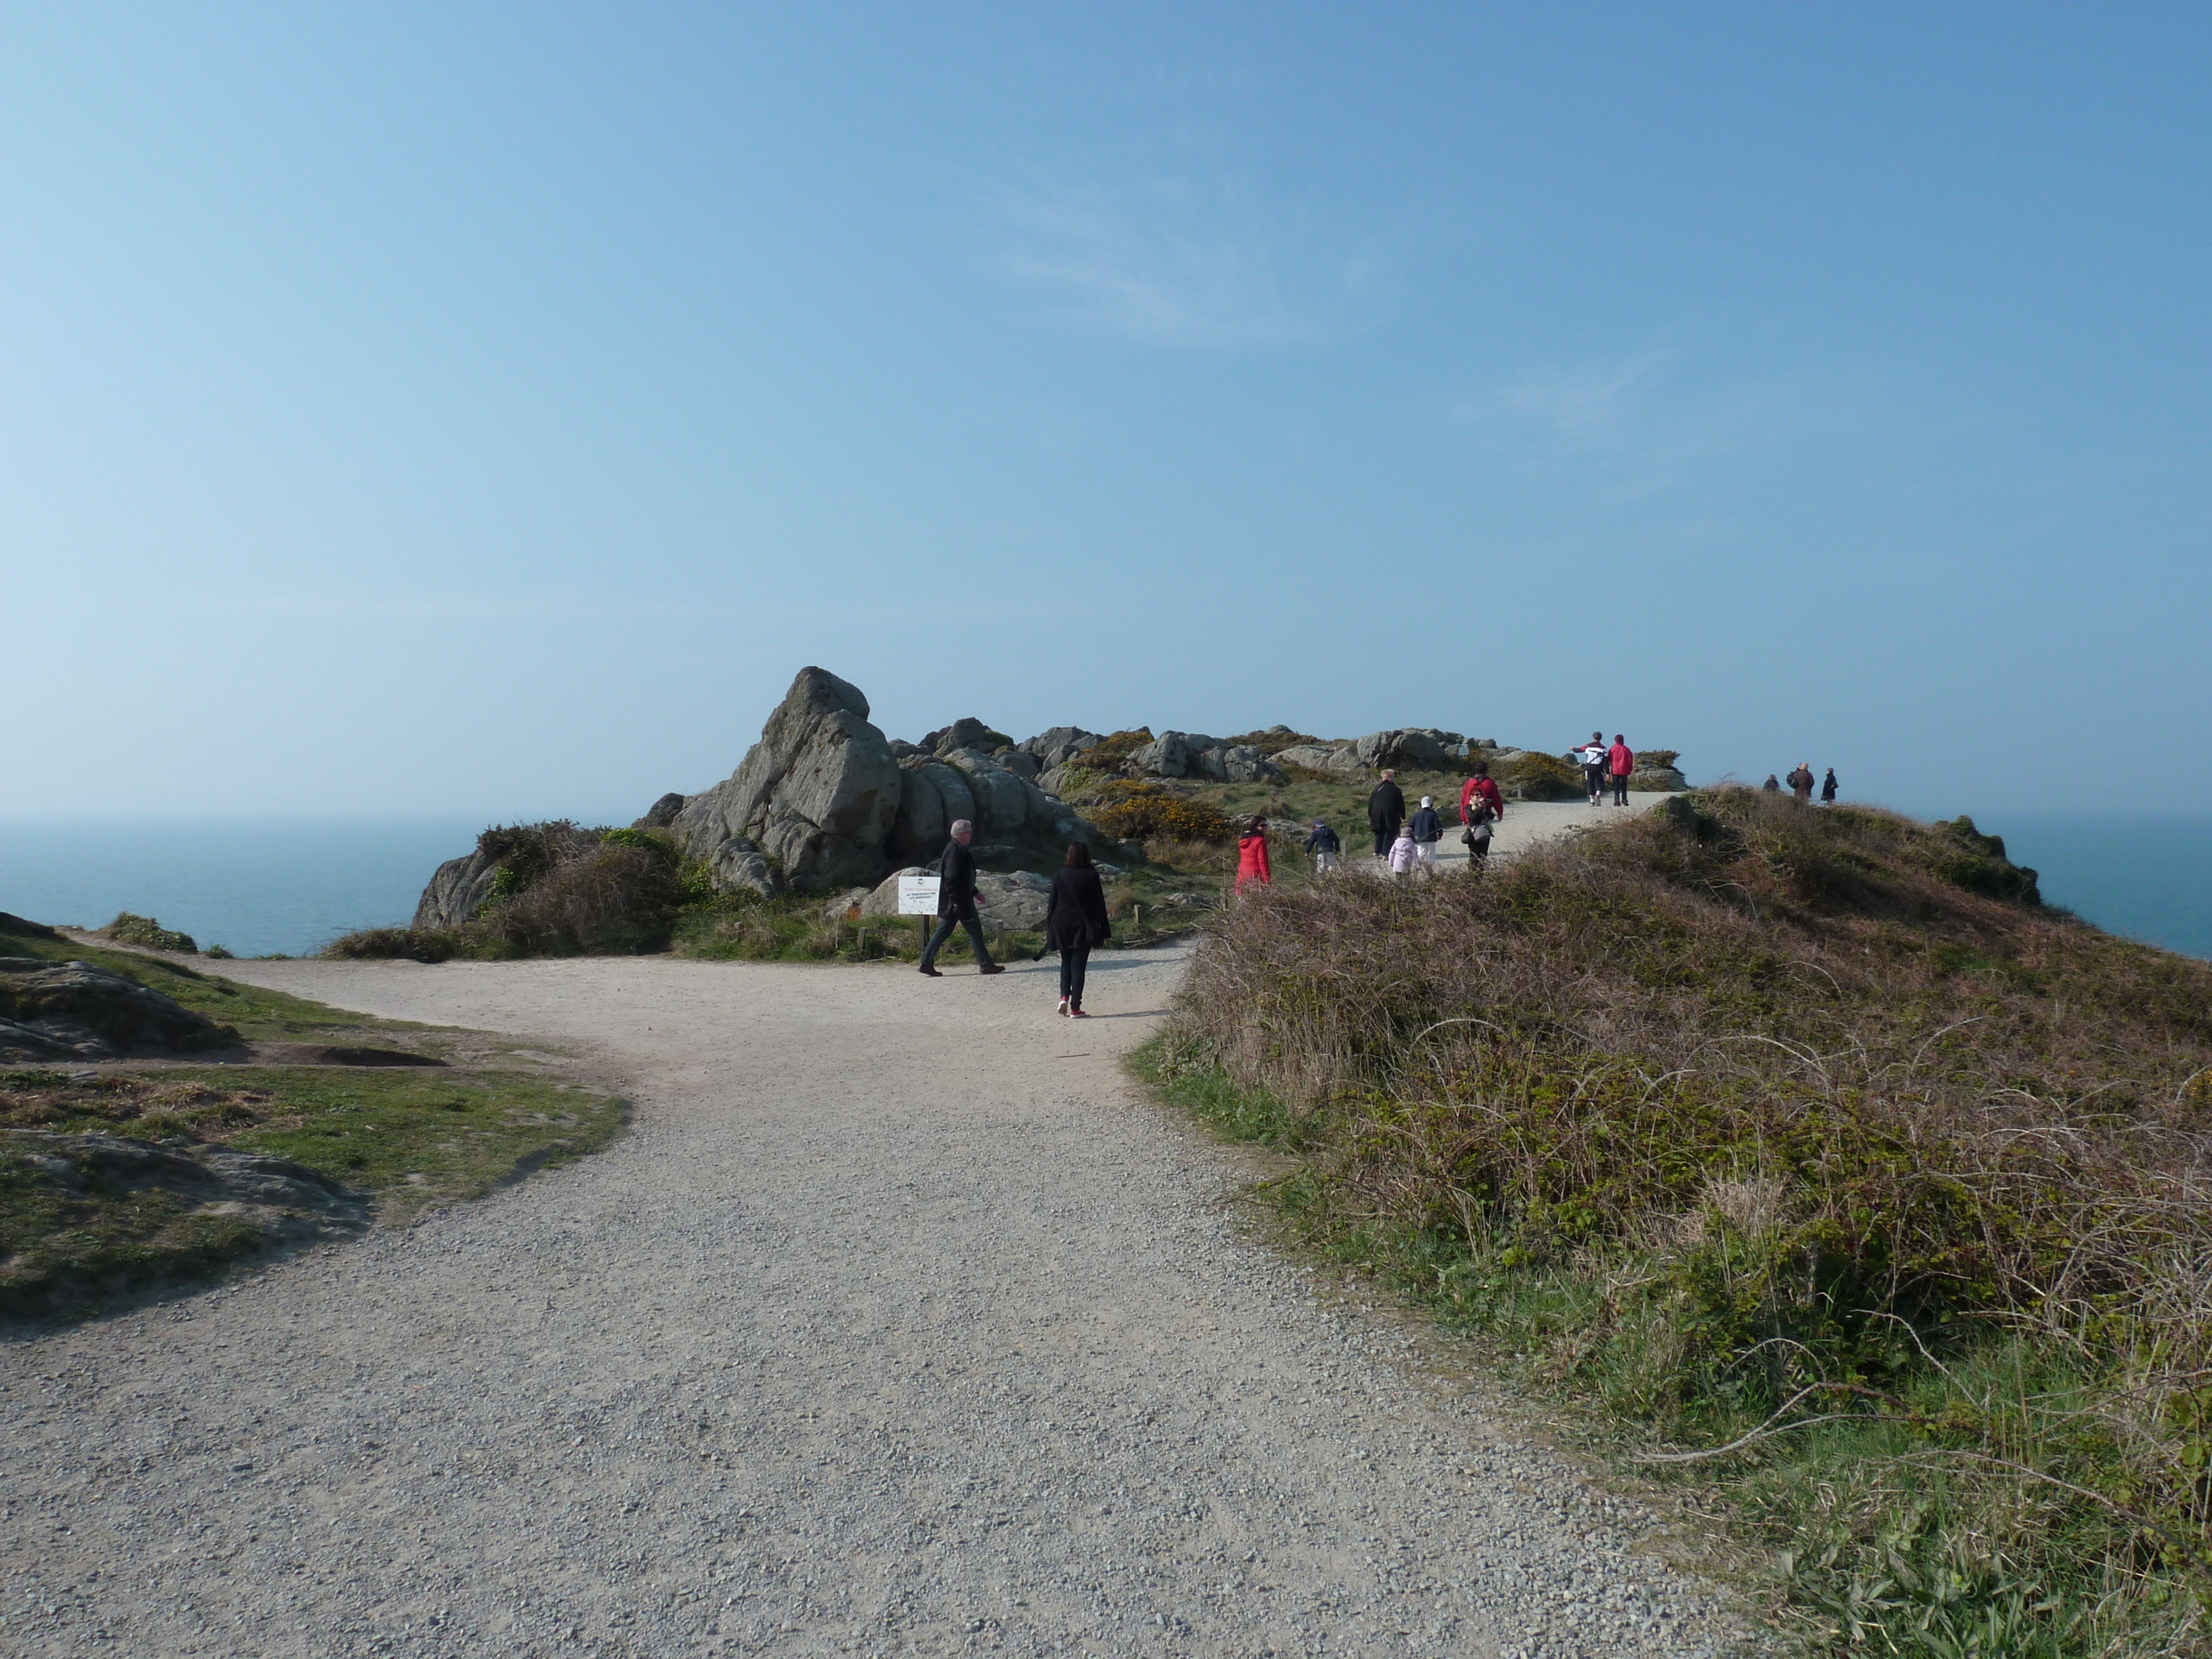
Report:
632,792,688,830
0,959,239,1061
672,667,905,892
414,845,507,929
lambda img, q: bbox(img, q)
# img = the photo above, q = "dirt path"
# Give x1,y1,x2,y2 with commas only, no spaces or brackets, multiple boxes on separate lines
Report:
3,945,1738,1658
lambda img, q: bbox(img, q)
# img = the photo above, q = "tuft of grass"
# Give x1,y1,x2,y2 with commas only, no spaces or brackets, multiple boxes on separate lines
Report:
1143,788,2212,1653
100,912,198,953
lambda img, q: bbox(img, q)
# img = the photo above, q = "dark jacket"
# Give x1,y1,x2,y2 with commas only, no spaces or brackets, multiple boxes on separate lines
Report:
1408,806,1443,843
1045,865,1110,951
1367,780,1406,834
937,837,979,917
1306,823,1341,855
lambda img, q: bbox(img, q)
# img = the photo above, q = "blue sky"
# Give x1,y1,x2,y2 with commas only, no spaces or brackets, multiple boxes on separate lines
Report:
6,4,2208,822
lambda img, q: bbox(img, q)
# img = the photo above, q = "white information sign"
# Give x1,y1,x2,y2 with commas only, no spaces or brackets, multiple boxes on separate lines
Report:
896,875,941,916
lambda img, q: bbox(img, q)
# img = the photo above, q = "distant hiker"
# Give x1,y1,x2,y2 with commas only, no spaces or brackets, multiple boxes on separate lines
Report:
1762,774,1782,792
1578,732,1608,805
1368,770,1406,858
1306,819,1342,873
1045,842,1110,1018
1608,734,1635,807
1408,796,1443,872
1235,815,1272,896
1459,762,1505,827
917,819,1004,978
1790,763,1815,804
1821,768,1839,805
1387,823,1419,876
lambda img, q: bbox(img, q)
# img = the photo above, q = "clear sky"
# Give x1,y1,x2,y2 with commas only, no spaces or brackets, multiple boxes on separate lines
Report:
7,4,2208,823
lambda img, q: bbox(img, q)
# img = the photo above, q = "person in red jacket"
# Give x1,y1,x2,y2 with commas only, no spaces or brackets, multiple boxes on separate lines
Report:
1607,734,1635,806
1234,815,1271,895
1459,763,1505,824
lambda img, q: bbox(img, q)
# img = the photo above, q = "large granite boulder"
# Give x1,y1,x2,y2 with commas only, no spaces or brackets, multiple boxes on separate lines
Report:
924,717,1014,757
1130,731,1219,779
1020,727,1103,769
1274,742,1363,775
1220,745,1287,785
1352,729,1457,771
632,792,688,830
414,847,505,928
673,667,904,893
0,961,238,1061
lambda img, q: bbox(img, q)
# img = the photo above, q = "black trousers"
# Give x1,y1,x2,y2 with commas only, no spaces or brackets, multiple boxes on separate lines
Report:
1058,943,1091,1005
1611,772,1629,805
1584,764,1606,800
921,905,994,970
1373,827,1397,857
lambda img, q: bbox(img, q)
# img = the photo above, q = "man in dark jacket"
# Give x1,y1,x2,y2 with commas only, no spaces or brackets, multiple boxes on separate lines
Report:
1367,770,1406,859
918,820,1005,978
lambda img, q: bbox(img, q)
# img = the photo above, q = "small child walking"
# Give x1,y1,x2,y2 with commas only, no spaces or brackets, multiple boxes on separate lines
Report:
1305,819,1341,873
1387,824,1419,877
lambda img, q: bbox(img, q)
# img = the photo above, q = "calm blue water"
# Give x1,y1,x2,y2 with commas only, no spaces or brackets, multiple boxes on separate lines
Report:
0,812,2205,962
1990,813,2212,962
0,819,486,958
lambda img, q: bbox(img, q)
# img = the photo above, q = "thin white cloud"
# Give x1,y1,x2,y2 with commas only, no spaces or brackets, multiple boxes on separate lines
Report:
977,171,1316,349
1492,348,1680,444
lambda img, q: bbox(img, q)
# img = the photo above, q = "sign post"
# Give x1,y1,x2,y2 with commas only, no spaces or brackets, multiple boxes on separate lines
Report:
898,874,940,957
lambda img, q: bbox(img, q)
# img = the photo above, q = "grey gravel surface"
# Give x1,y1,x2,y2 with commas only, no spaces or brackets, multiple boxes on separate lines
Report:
2,946,1743,1657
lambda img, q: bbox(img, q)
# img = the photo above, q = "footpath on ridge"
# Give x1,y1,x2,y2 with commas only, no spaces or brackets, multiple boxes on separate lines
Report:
3,843,1736,1657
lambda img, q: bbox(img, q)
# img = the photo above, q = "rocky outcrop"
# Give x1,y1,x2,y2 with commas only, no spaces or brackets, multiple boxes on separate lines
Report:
1274,742,1364,775
708,835,781,898
633,792,688,830
5,1130,369,1238
1630,763,1689,791
1220,745,1287,785
1019,727,1104,769
673,668,905,893
414,847,505,928
0,961,239,1061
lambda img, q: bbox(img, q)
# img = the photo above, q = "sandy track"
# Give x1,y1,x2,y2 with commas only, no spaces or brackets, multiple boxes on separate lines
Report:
3,945,1735,1658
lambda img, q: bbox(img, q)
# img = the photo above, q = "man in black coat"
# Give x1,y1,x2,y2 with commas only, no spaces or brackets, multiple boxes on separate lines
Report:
1367,770,1406,859
918,819,1005,977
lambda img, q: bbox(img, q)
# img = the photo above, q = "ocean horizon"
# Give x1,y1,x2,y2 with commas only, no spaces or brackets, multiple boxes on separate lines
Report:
1,808,2205,963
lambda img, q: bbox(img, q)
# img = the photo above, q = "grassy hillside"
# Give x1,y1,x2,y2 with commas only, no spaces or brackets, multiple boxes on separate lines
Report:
1141,790,2212,1653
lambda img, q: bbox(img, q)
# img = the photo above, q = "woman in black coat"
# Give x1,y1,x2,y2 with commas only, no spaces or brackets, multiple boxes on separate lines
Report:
1045,843,1112,1018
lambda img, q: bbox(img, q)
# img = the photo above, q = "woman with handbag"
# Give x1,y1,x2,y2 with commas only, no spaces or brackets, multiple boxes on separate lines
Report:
1045,842,1112,1018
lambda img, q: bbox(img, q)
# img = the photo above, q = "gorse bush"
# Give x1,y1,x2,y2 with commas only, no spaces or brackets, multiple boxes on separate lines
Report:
1160,788,2212,1650
1087,780,1237,844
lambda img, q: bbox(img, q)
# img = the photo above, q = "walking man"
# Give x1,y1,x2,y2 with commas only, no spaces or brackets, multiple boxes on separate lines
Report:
1578,731,1608,805
917,819,1005,977
1368,769,1406,859
1607,733,1635,806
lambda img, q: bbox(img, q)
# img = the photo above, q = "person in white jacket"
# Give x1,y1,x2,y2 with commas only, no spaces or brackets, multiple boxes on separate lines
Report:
1387,825,1420,876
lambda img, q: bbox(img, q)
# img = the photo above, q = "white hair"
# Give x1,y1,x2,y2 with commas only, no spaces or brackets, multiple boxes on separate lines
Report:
1420,796,1433,807
950,819,974,837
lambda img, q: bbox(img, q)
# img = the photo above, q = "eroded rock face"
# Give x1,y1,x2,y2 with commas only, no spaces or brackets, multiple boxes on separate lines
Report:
0,962,237,1061
414,848,505,929
1353,729,1458,771
708,835,781,898
633,792,688,830
674,667,904,893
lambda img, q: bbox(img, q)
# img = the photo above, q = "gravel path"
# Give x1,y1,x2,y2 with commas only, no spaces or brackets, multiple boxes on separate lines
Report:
3,946,1741,1658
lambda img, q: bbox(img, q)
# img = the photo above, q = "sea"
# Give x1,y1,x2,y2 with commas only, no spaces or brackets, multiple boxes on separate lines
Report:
0,811,2206,963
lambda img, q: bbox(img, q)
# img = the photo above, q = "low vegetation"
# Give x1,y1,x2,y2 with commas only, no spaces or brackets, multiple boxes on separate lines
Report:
1140,789,2212,1653
99,911,198,953
1,917,625,1322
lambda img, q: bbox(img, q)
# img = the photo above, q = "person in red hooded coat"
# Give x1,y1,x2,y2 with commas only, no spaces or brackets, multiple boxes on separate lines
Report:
1234,816,1271,895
